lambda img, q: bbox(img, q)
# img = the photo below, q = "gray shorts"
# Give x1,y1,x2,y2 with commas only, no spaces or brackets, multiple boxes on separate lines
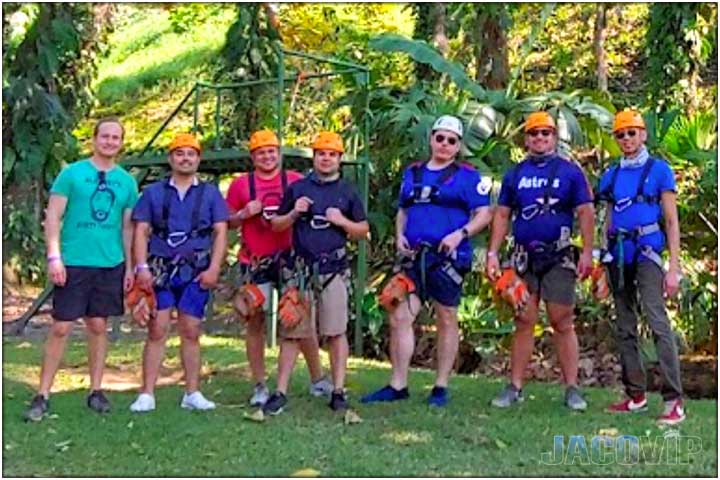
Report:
520,263,577,306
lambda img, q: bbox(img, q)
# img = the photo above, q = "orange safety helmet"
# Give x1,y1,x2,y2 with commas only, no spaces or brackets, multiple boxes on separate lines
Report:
524,111,556,132
169,133,201,153
613,109,645,133
311,131,344,153
249,129,280,151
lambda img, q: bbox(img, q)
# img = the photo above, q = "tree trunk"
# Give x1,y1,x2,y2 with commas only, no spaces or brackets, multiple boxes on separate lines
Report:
474,6,509,89
432,3,448,56
594,3,609,92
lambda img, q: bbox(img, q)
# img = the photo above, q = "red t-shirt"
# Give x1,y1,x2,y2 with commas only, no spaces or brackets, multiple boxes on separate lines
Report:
226,169,303,263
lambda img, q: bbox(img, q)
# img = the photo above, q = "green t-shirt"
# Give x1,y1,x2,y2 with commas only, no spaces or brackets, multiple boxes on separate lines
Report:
50,159,139,267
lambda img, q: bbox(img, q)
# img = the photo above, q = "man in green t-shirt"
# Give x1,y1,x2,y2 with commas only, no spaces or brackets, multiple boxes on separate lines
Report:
24,117,139,422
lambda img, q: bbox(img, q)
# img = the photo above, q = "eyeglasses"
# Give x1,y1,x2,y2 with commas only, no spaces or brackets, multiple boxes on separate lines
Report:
527,129,553,138
433,133,458,146
614,129,638,140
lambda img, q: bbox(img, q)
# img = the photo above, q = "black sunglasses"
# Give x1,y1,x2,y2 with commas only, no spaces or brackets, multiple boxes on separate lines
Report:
614,129,638,140
434,133,458,146
528,129,553,138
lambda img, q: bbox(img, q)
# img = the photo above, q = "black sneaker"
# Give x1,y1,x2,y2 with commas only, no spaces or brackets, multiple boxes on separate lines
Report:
24,394,49,422
329,389,349,412
87,390,111,414
262,392,287,416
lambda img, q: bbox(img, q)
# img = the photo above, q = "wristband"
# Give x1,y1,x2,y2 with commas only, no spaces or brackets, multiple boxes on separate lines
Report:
47,255,62,263
487,251,497,257
134,263,150,274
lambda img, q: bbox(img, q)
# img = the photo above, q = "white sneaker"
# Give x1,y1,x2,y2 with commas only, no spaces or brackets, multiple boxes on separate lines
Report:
180,391,216,411
309,375,334,397
249,383,270,407
130,393,156,413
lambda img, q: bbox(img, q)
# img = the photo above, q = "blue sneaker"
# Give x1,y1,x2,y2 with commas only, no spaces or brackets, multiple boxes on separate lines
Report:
360,385,410,404
428,386,449,407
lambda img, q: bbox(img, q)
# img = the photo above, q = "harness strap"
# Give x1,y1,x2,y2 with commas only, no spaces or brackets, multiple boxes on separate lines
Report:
402,161,460,207
156,180,209,240
542,158,562,214
249,169,288,201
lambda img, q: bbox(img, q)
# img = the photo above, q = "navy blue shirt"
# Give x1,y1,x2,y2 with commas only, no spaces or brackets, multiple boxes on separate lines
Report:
498,154,592,247
132,178,229,257
398,161,491,264
598,157,675,263
277,172,367,273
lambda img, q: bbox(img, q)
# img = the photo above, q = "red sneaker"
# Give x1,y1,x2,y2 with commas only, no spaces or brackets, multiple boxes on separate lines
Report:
607,394,648,413
657,399,686,426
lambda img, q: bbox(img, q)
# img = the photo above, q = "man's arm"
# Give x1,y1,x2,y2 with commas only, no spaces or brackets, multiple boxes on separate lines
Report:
464,205,494,237
271,210,299,232
576,203,595,256
45,194,67,258
661,191,681,297
487,206,511,255
45,194,68,286
122,209,134,271
208,221,228,272
575,202,595,279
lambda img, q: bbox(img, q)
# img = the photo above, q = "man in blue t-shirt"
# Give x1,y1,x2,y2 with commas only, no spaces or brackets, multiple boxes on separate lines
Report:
265,131,369,415
362,115,493,407
486,111,595,411
597,109,684,425
129,133,228,413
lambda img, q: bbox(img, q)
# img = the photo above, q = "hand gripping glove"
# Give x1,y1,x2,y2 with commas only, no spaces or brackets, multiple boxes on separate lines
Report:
590,263,610,300
494,269,530,313
126,283,157,327
233,283,266,317
278,286,311,329
378,273,416,312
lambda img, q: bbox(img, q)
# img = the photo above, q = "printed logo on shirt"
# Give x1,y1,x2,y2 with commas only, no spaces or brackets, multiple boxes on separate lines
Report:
518,177,560,189
477,177,492,195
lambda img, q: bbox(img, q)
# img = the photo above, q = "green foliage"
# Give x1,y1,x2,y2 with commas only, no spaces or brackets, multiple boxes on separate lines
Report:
645,3,716,110
2,204,46,284
214,4,281,142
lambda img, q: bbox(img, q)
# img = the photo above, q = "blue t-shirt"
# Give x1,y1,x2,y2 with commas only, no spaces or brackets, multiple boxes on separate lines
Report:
598,157,675,263
276,172,367,274
498,154,592,248
398,161,491,264
132,179,229,258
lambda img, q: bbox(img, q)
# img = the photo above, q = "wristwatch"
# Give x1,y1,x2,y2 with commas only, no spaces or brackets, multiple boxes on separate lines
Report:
461,227,470,239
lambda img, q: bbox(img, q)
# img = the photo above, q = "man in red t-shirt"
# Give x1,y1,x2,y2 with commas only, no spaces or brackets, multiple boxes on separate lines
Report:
226,129,332,407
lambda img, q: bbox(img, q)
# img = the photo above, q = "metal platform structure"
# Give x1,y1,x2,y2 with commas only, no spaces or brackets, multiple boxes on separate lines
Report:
8,48,371,356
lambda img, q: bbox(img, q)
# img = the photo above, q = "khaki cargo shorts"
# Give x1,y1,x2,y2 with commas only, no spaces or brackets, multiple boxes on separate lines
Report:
279,270,350,339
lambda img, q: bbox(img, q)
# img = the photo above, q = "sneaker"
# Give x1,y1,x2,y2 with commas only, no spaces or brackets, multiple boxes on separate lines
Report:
249,383,270,407
24,394,49,422
427,386,449,407
329,389,349,411
565,386,587,411
607,394,648,413
309,375,334,398
130,393,156,413
262,392,287,416
180,391,216,411
491,383,524,408
657,398,686,426
87,390,111,414
360,385,410,404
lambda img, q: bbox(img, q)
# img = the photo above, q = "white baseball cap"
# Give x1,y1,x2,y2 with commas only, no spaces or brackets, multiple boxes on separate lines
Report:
432,115,464,138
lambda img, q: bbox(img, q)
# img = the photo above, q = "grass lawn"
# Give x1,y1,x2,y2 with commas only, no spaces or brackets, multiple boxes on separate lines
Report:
2,334,717,477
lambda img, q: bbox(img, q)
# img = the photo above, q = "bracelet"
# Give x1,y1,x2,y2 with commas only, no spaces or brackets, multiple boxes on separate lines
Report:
47,255,62,263
134,263,150,274
487,251,497,257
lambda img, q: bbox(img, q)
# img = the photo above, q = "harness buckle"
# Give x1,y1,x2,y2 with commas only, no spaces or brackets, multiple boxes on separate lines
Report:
262,206,279,221
614,197,632,212
166,231,189,248
310,215,331,230
520,204,540,221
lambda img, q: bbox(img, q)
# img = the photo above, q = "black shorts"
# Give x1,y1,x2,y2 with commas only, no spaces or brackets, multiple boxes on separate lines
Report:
52,263,125,321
